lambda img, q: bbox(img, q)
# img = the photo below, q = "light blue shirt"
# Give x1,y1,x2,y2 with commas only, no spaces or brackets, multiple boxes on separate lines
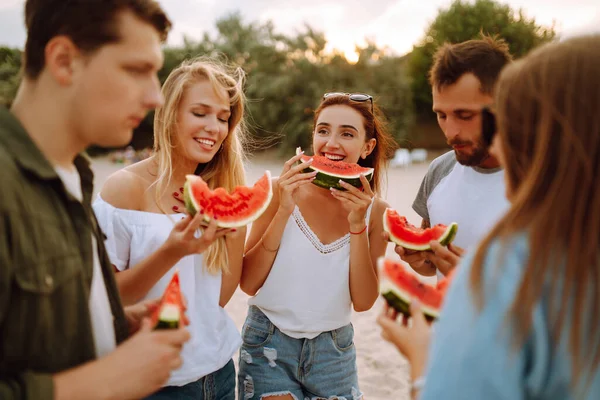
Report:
420,234,600,399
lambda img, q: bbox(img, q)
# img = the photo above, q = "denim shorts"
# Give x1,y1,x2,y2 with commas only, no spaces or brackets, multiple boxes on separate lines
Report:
237,306,363,400
145,359,235,400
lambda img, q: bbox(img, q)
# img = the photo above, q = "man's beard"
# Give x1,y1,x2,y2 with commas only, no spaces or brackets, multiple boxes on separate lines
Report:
448,138,490,166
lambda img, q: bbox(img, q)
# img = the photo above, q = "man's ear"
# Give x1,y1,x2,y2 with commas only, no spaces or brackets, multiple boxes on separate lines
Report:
44,36,82,86
361,138,377,159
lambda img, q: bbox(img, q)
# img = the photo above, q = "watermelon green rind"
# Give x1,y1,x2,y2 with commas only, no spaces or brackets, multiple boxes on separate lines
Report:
382,208,458,251
377,257,440,320
155,303,180,330
183,182,198,216
183,171,273,228
379,277,439,321
438,223,458,246
295,147,374,190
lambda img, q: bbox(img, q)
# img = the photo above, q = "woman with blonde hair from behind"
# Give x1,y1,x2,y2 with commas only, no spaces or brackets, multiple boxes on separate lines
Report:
94,57,249,399
378,34,600,399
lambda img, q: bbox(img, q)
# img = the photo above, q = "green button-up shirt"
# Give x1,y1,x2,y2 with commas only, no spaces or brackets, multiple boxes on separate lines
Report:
0,106,129,399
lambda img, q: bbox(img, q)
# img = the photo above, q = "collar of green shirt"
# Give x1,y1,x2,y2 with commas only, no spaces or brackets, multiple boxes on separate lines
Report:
0,106,94,198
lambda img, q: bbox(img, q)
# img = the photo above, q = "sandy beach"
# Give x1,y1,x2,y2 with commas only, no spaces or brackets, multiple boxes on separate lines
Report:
91,152,436,400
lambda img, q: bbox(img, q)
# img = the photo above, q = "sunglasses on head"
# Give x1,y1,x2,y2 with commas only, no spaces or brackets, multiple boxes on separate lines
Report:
323,92,374,113
481,106,497,148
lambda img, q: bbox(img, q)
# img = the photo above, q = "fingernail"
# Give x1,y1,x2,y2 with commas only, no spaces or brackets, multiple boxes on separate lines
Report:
231,228,237,232
308,158,313,163
338,179,345,184
199,209,203,214
180,187,184,193
172,206,178,212
173,192,179,197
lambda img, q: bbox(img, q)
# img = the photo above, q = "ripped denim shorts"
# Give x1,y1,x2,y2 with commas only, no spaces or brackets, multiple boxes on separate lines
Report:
237,306,363,400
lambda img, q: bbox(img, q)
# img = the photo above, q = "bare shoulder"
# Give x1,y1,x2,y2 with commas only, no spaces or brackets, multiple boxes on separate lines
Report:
99,160,153,210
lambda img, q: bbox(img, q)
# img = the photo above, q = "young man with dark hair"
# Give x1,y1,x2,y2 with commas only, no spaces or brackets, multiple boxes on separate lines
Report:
0,1,190,399
395,36,512,278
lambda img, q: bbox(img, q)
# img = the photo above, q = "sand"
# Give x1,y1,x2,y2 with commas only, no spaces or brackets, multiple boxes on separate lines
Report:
91,152,435,400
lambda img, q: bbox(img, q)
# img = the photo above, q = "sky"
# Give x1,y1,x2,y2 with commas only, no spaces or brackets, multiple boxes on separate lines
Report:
1,0,599,62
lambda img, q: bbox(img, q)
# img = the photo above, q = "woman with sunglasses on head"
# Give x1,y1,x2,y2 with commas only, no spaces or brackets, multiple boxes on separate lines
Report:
238,93,397,400
378,34,600,399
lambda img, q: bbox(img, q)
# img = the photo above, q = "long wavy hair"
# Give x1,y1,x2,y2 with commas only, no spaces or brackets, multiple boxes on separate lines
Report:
470,35,600,390
153,57,249,274
312,94,397,194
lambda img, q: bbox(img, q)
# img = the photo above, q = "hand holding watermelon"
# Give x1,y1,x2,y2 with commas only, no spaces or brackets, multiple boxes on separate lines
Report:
388,242,434,275
93,317,190,399
377,301,431,381
277,151,318,215
163,214,233,260
425,241,465,276
330,174,374,228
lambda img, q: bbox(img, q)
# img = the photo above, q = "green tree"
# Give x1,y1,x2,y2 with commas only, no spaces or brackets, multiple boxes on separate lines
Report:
0,47,22,108
409,0,556,120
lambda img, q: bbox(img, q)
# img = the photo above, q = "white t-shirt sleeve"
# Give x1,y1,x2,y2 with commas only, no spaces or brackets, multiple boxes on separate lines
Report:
93,197,131,271
412,151,457,223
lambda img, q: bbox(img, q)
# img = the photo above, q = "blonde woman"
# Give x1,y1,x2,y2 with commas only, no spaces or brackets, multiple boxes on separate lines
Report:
94,58,248,399
378,35,600,399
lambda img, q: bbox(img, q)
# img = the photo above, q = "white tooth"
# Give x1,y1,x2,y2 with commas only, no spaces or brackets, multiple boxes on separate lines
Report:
196,138,215,146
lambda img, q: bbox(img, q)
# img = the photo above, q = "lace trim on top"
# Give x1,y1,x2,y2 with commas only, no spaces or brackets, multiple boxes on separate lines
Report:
292,207,350,254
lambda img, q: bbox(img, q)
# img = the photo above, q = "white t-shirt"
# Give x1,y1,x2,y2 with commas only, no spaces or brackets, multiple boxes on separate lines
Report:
413,151,509,278
55,166,116,358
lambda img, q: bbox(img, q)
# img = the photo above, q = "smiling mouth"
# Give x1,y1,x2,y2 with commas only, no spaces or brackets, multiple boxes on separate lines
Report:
322,152,345,161
194,138,216,148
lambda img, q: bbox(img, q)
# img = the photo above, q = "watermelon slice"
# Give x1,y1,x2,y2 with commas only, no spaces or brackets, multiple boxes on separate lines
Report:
383,208,458,251
296,147,374,190
184,171,273,228
378,257,454,321
151,271,184,330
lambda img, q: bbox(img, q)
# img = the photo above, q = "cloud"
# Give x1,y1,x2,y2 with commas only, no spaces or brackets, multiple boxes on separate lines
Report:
0,0,598,53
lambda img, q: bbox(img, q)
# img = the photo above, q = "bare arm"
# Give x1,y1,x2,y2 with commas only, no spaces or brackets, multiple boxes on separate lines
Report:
240,180,291,296
53,320,190,400
219,226,247,306
241,153,316,296
332,177,381,312
114,246,182,305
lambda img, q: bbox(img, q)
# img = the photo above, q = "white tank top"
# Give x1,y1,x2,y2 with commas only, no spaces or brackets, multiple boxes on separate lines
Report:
249,201,374,339
93,196,241,387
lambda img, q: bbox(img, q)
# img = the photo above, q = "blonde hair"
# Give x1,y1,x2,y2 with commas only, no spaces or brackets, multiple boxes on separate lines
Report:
153,57,248,274
470,35,600,390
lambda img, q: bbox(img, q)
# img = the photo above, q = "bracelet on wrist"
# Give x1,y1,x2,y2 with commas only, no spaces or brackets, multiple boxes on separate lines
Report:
349,225,367,235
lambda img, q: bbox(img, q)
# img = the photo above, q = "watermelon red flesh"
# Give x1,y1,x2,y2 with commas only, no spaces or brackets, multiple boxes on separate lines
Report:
152,271,184,330
184,171,273,228
378,257,444,320
296,147,374,190
383,208,458,251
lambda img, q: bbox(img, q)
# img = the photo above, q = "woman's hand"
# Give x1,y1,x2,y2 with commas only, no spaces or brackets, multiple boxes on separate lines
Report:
376,302,432,379
163,214,233,260
277,151,317,215
330,174,374,231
